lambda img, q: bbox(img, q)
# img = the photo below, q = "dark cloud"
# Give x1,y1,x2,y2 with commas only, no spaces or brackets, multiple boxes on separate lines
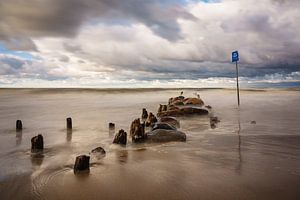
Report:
0,0,195,50
114,1,196,41
0,0,89,38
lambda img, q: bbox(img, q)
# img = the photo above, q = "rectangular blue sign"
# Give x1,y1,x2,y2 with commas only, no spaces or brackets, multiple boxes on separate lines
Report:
232,51,239,62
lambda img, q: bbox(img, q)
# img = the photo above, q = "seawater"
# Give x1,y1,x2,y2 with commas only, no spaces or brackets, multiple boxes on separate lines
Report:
0,88,299,200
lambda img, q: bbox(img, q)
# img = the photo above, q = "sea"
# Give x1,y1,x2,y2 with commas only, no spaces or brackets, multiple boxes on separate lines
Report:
0,88,299,200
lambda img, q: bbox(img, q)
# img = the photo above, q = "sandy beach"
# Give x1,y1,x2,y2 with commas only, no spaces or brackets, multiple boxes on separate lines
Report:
0,88,299,200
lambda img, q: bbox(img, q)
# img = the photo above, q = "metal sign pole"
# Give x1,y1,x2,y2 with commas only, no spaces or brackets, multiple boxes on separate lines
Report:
236,61,240,106
232,51,240,107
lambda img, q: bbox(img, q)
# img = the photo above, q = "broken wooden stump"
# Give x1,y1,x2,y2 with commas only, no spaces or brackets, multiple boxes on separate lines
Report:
158,104,167,113
145,112,158,127
66,117,72,129
113,129,127,145
162,105,167,112
109,122,115,129
31,134,44,152
158,104,162,113
141,108,148,120
74,155,90,174
130,118,146,142
168,98,173,105
109,123,115,135
16,120,22,131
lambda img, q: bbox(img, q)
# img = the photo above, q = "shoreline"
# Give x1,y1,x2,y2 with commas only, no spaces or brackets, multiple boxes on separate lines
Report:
0,87,299,92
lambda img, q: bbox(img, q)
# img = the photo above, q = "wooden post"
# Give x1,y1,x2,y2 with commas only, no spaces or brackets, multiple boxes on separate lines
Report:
142,108,148,120
16,120,22,131
108,123,115,135
236,61,240,106
74,155,90,174
31,134,44,152
113,129,127,145
109,122,115,129
66,117,72,129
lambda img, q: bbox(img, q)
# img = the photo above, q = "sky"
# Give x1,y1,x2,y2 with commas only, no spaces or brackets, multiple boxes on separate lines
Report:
0,0,299,88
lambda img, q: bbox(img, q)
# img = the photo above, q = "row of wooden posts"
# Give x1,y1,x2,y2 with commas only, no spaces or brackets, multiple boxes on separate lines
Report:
16,118,115,131
16,117,115,174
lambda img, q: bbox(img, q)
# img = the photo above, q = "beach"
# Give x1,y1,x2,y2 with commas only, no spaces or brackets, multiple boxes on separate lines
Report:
0,88,299,200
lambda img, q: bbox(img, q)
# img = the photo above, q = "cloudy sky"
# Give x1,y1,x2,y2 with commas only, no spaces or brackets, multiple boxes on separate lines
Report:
0,0,299,88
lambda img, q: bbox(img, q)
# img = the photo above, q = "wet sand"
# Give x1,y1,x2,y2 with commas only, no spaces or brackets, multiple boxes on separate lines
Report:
0,88,299,200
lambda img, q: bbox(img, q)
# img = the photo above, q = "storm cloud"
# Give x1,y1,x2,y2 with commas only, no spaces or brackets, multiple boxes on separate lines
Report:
0,0,299,87
0,0,194,43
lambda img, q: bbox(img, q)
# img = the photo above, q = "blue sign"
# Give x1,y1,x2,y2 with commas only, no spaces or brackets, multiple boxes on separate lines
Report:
232,51,239,62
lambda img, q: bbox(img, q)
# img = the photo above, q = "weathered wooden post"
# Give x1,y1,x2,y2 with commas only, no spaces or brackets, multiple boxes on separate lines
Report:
74,155,90,174
130,118,146,143
31,134,44,152
158,104,162,114
142,108,148,120
66,117,72,129
145,112,158,127
113,129,127,145
108,123,115,135
162,105,167,112
16,120,22,131
109,122,115,129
